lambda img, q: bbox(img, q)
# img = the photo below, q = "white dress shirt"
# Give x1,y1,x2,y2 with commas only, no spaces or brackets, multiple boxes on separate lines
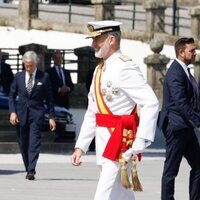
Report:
25,69,36,88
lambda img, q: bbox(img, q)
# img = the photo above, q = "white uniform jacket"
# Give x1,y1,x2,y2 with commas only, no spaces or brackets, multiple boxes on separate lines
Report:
75,50,159,165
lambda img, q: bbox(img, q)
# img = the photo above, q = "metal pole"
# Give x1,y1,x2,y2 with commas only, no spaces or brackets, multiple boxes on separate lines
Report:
176,7,179,35
68,0,72,23
132,2,136,29
172,0,177,35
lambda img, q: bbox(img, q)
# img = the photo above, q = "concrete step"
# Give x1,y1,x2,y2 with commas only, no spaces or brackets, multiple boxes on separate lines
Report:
0,130,75,143
0,119,15,131
41,131,76,142
0,131,17,142
0,142,75,153
0,110,10,118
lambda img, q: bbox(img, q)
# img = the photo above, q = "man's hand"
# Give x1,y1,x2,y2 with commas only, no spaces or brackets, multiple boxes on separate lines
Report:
122,138,149,162
122,148,136,162
71,148,84,166
49,119,56,131
9,112,19,125
60,85,70,95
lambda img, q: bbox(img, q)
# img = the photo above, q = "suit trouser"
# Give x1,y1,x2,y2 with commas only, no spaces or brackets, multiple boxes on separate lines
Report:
17,121,41,173
161,126,200,200
94,159,135,200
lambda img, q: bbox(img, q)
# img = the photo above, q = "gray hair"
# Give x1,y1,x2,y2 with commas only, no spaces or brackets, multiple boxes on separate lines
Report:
22,51,39,64
107,31,121,45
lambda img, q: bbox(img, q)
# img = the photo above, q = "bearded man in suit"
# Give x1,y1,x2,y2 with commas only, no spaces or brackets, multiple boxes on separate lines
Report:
71,20,159,200
158,37,200,200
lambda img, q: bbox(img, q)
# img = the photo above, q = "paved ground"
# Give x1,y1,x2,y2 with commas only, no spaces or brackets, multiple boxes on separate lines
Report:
0,152,190,200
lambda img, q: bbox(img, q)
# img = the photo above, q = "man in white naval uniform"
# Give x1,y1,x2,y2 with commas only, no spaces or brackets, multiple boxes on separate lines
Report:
71,20,159,200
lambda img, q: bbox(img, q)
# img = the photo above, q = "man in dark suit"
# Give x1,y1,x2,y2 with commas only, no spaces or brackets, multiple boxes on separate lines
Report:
46,50,74,142
46,50,74,109
158,37,200,200
9,51,56,180
0,49,14,95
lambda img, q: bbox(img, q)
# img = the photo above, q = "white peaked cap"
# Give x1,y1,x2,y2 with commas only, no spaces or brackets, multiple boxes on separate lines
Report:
86,20,122,38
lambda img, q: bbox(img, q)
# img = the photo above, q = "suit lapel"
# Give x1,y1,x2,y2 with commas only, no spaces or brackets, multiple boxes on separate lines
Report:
53,66,63,85
53,66,60,80
174,60,191,90
21,71,27,95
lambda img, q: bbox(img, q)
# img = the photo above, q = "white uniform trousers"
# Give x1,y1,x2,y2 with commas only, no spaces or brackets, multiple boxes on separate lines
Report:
94,159,135,200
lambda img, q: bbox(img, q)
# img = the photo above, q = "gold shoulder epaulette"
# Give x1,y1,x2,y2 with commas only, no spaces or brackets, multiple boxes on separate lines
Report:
119,55,132,62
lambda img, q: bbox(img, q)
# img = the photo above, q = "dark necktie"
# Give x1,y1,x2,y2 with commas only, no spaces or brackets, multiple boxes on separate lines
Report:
27,74,33,96
58,68,63,85
187,68,199,96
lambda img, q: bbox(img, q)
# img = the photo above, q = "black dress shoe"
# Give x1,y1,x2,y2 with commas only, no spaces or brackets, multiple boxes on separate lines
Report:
25,172,35,180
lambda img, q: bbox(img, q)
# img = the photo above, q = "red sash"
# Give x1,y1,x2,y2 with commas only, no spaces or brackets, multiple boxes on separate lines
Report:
94,62,141,162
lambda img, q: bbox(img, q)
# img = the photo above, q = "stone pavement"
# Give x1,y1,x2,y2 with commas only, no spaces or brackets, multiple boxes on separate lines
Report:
0,152,190,200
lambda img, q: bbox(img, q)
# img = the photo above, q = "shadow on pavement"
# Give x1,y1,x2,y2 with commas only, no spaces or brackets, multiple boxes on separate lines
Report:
0,169,24,175
38,178,97,181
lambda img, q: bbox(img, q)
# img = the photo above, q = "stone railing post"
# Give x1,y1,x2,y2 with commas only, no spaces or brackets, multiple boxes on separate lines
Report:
18,43,48,72
74,46,98,83
91,0,115,20
72,46,99,108
144,38,170,107
143,0,167,38
17,0,39,29
189,6,200,40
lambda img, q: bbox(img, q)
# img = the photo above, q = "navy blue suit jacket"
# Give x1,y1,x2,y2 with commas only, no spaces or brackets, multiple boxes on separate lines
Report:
158,59,200,131
46,66,74,109
8,69,55,126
